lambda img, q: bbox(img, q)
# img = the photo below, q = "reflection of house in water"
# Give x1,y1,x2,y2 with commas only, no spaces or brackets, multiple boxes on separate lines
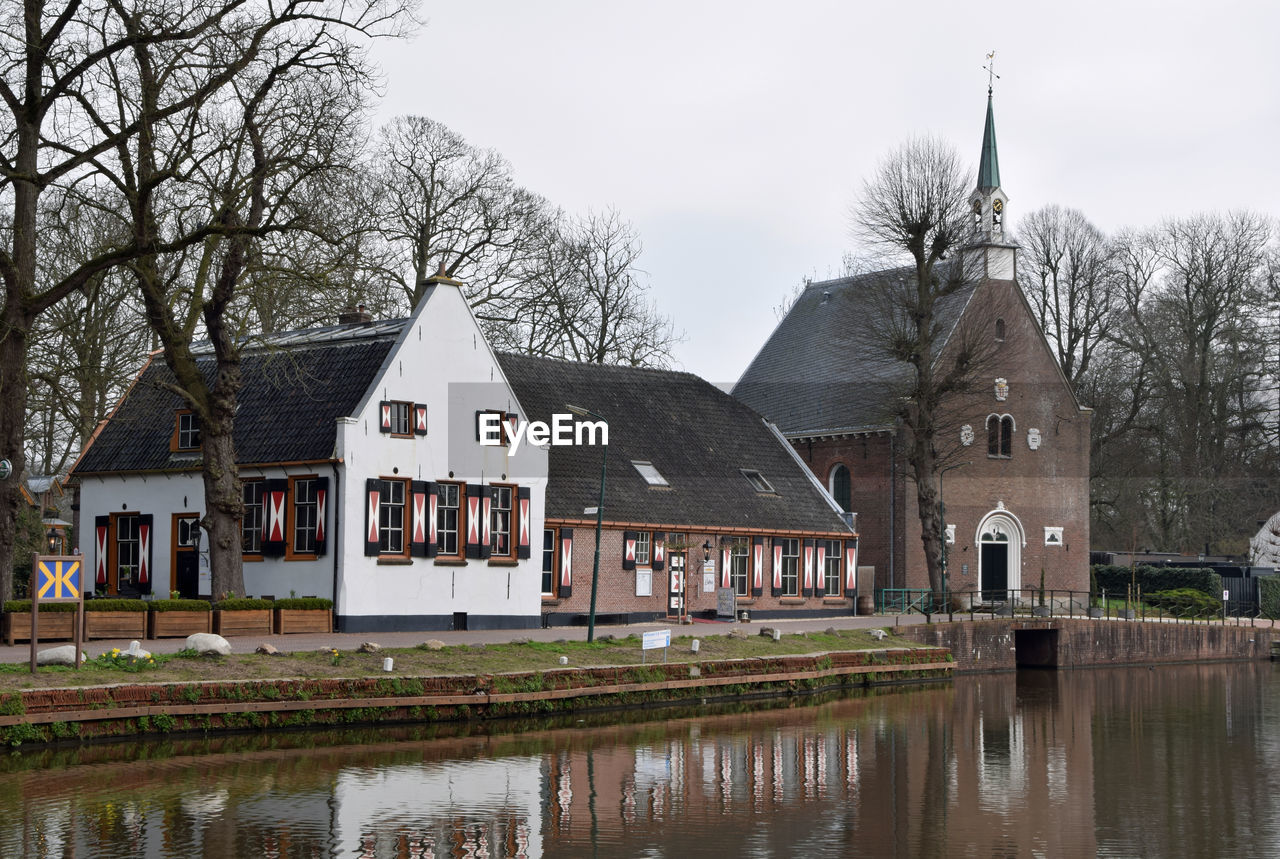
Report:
334,757,544,857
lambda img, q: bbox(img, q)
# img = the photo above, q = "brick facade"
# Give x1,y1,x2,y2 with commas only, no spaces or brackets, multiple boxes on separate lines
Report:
791,279,1091,598
540,525,859,626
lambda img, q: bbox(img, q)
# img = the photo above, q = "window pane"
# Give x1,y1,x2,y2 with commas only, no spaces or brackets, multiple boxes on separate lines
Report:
541,529,556,595
242,481,263,553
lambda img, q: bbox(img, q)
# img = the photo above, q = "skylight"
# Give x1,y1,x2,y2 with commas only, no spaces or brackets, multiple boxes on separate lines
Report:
631,460,668,486
741,469,775,493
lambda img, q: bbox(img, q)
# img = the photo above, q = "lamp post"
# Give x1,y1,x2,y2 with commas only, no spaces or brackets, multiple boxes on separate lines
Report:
46,527,58,554
566,404,607,642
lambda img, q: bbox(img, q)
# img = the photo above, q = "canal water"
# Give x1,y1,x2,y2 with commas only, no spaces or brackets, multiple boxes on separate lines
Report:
2,662,1278,857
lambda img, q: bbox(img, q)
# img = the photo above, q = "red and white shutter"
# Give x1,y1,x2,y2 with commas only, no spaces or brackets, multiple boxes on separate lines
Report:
379,401,392,433
426,482,439,557
313,477,329,555
622,531,638,570
815,542,827,597
771,538,783,596
844,540,858,593
364,478,381,556
414,404,429,435
721,544,731,589
802,539,815,597
653,534,665,572
480,486,493,559
465,485,483,558
504,414,519,446
263,478,288,557
517,487,532,560
559,529,574,597
95,516,109,586
137,514,153,593
410,481,429,557
752,537,764,597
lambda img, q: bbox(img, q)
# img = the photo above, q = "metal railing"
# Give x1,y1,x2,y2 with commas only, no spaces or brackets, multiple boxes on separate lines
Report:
877,587,1269,626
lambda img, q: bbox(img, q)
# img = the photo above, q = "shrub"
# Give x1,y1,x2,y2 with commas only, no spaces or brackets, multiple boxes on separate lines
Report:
146,599,211,612
84,599,148,612
1146,588,1221,618
273,597,333,610
1091,565,1223,599
1258,576,1280,620
213,598,273,611
2,600,78,613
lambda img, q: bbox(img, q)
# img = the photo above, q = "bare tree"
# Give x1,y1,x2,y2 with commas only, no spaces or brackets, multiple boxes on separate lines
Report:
1017,205,1118,387
851,136,991,598
503,209,680,367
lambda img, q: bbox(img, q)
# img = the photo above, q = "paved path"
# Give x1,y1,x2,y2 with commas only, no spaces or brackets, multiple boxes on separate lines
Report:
0,613,918,664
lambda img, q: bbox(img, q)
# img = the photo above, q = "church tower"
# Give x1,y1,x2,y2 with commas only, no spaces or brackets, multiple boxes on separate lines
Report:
962,83,1017,282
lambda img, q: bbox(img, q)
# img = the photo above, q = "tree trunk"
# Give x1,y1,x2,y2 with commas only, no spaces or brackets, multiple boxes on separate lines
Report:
0,321,31,603
201,411,245,600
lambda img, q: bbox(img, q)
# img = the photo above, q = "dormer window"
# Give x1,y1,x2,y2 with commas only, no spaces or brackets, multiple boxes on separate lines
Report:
631,460,668,486
173,411,201,451
741,469,775,493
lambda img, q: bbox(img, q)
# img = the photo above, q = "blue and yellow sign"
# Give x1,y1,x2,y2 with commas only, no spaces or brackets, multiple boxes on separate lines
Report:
35,557,82,602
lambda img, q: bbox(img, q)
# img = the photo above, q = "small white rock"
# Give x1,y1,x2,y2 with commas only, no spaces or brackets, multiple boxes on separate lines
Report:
255,643,280,655
37,645,85,666
423,639,446,651
186,632,232,655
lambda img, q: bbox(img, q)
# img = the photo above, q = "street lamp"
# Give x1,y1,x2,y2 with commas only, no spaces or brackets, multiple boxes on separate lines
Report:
46,527,58,554
566,404,607,642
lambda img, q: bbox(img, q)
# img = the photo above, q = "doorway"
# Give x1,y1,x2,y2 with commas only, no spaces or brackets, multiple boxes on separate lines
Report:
980,542,1008,600
172,514,200,599
667,551,686,621
977,509,1022,600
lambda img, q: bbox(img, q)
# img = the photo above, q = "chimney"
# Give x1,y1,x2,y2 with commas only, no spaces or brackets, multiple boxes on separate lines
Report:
338,303,372,325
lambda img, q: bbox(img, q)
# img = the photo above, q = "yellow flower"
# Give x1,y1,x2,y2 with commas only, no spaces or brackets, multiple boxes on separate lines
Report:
111,648,120,656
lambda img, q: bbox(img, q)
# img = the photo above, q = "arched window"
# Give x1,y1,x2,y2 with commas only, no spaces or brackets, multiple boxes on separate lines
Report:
995,317,1006,341
987,414,1014,458
829,464,851,512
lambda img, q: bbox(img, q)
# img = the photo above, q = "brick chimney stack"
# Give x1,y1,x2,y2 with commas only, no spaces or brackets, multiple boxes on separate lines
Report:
338,303,372,325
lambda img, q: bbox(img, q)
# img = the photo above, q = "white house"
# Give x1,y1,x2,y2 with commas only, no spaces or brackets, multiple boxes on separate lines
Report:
71,270,547,632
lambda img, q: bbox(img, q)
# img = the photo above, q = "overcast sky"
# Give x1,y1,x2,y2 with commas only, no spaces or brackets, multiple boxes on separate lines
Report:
371,1,1280,384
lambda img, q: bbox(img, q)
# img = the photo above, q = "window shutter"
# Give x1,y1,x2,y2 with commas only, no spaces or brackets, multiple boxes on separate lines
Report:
137,514,154,595
622,531,638,570
844,539,858,594
364,478,381,556
751,537,764,597
517,486,532,559
414,404,428,435
559,529,574,597
653,534,665,572
426,481,438,557
94,516,110,587
802,539,815,597
771,538,783,597
465,484,483,558
263,478,289,557
379,401,393,433
410,481,430,557
314,476,329,556
721,544,731,589
480,485,493,559
814,541,826,597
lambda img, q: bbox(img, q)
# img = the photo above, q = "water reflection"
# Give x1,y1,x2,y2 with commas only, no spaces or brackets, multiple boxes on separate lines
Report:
2,663,1278,857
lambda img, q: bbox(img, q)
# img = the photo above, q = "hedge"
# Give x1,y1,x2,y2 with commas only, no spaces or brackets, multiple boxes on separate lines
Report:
2,600,78,613
1259,577,1280,620
1145,588,1221,618
273,597,333,611
146,599,211,612
1091,565,1224,599
213,598,274,611
84,599,148,612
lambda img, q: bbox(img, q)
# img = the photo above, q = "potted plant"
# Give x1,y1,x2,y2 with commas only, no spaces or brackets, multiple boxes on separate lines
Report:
1032,567,1051,617
146,598,212,638
213,597,274,636
2,600,78,644
273,597,333,634
84,598,148,640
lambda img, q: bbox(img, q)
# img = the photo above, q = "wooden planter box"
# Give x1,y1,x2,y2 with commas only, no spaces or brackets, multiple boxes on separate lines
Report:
274,608,333,634
148,610,212,639
213,609,273,637
84,610,148,641
3,611,76,644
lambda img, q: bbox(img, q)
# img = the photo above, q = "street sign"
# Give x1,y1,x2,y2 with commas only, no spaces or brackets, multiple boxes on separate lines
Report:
35,557,82,601
0,459,10,480
642,628,671,664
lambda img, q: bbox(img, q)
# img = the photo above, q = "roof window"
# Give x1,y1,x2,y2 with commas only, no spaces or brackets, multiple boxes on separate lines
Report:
741,469,775,493
631,460,669,487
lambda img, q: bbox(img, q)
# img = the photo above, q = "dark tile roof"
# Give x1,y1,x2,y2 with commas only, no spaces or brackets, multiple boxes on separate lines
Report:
497,352,851,535
733,266,975,436
73,323,401,474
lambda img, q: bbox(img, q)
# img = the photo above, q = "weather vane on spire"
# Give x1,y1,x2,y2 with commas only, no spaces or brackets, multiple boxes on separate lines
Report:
984,50,1000,95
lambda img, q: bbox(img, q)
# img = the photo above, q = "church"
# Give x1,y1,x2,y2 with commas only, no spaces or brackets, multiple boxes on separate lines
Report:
734,90,1092,603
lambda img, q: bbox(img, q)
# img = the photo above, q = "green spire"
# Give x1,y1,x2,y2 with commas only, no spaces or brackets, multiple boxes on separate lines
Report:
977,91,1000,192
